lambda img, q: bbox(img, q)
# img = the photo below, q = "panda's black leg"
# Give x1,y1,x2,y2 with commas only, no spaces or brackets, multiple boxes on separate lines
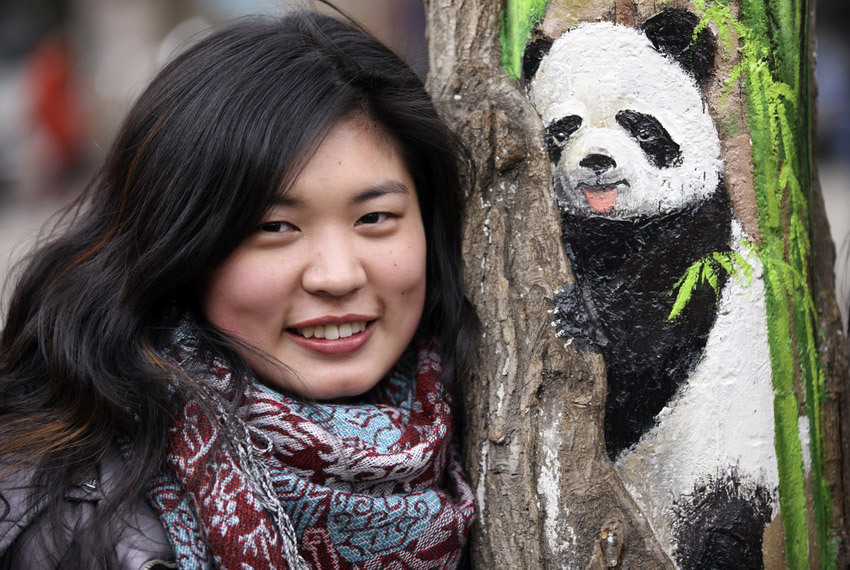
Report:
672,474,774,570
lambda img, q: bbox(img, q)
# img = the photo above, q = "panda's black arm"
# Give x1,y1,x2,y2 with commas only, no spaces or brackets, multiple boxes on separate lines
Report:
553,283,610,349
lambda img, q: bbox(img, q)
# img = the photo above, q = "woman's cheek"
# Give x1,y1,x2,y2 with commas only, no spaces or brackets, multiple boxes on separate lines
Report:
203,252,286,332
395,234,428,316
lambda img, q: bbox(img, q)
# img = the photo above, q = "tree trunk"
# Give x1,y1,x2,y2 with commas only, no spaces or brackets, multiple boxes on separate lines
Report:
424,0,850,567
424,2,671,567
811,20,850,566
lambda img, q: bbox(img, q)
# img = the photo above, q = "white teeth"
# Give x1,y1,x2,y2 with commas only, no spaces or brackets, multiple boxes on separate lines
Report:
296,321,367,339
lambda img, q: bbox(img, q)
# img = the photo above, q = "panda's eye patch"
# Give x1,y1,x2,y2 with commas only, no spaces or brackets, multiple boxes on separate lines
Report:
616,110,682,169
544,115,582,163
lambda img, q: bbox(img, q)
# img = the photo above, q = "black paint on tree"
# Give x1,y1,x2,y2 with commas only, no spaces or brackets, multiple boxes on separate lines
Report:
556,186,733,458
672,472,774,568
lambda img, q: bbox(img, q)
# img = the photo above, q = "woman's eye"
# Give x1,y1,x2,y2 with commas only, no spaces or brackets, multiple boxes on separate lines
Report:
259,221,296,232
356,212,391,225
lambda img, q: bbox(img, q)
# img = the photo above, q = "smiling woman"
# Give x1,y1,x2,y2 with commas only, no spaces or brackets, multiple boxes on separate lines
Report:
204,118,428,400
0,11,477,569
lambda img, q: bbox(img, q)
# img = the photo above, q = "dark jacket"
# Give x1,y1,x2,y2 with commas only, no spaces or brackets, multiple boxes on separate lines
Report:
0,454,175,569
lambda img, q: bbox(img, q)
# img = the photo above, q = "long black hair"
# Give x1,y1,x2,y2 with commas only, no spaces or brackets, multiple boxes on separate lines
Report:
0,11,477,564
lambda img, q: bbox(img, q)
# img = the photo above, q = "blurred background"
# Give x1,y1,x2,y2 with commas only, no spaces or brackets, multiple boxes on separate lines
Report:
0,0,847,330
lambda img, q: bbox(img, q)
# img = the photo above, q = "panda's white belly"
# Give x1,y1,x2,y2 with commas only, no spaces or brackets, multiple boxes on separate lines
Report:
613,222,780,553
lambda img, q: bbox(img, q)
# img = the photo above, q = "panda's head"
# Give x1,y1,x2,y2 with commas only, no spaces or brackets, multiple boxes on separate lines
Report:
525,10,721,220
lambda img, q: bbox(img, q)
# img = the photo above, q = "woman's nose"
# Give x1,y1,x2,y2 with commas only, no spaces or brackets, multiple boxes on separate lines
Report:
301,239,367,297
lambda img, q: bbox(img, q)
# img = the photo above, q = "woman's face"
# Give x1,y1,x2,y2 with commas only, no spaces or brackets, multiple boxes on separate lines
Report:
202,118,427,399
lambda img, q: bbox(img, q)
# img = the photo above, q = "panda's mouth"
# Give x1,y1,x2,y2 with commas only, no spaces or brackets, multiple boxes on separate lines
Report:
578,181,629,214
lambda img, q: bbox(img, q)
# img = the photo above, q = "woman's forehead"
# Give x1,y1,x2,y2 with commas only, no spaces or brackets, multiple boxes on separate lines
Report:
267,118,415,208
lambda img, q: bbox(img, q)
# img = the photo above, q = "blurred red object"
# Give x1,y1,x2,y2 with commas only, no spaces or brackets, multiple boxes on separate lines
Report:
27,33,84,174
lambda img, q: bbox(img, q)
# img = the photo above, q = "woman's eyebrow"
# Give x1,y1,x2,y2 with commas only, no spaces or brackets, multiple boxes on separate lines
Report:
268,180,409,207
269,194,301,207
351,180,410,204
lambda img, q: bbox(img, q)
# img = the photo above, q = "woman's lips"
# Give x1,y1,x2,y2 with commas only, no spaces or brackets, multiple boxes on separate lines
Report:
287,320,375,355
298,321,367,339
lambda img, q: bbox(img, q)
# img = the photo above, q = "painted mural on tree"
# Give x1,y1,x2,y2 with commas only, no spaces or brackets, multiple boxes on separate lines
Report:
524,10,777,566
502,0,832,567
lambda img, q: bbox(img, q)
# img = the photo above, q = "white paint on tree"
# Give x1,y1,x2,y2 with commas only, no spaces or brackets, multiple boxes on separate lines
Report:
798,415,812,473
500,357,510,377
477,439,489,522
495,382,506,416
529,23,722,219
615,221,778,551
537,418,576,563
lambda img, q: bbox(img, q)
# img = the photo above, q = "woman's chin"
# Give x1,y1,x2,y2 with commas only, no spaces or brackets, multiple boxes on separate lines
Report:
259,369,380,401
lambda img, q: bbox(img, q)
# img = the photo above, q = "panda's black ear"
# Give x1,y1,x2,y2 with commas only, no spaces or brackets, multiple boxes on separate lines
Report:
522,35,553,86
642,8,716,85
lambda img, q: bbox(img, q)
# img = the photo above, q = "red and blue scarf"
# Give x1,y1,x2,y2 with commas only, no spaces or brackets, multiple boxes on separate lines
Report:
147,328,474,569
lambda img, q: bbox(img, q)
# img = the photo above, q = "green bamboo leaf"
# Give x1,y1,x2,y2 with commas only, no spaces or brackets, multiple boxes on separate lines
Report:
788,171,809,223
765,88,783,156
732,250,755,285
789,213,810,260
703,261,719,293
770,81,797,106
778,161,791,190
712,251,737,278
776,105,798,165
672,257,699,290
732,0,830,562
722,63,744,97
500,0,550,80
668,263,702,321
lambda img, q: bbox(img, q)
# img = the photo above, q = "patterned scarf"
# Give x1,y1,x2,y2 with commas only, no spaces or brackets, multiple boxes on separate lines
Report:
147,325,475,569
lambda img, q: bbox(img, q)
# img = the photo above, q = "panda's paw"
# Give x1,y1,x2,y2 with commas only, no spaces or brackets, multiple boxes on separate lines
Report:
672,474,774,569
553,285,608,349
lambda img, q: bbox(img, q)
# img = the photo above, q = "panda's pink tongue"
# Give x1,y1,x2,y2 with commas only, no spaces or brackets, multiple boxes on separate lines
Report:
583,187,617,213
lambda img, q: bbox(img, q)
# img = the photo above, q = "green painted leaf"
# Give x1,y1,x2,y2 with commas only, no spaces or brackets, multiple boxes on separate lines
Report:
668,263,702,321
712,251,737,277
702,260,719,292
729,251,754,285
500,0,550,80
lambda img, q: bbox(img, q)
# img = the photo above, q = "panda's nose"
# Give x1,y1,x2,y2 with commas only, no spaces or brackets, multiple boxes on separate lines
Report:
580,154,616,174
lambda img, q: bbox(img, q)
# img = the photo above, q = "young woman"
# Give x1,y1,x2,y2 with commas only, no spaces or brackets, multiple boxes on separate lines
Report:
0,12,477,569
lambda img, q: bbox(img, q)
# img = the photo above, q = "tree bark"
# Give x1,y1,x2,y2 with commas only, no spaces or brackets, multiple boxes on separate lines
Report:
812,156,850,568
811,4,850,557
425,1,672,567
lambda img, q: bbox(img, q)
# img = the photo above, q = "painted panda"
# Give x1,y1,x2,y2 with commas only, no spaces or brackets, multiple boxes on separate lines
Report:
524,10,780,567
